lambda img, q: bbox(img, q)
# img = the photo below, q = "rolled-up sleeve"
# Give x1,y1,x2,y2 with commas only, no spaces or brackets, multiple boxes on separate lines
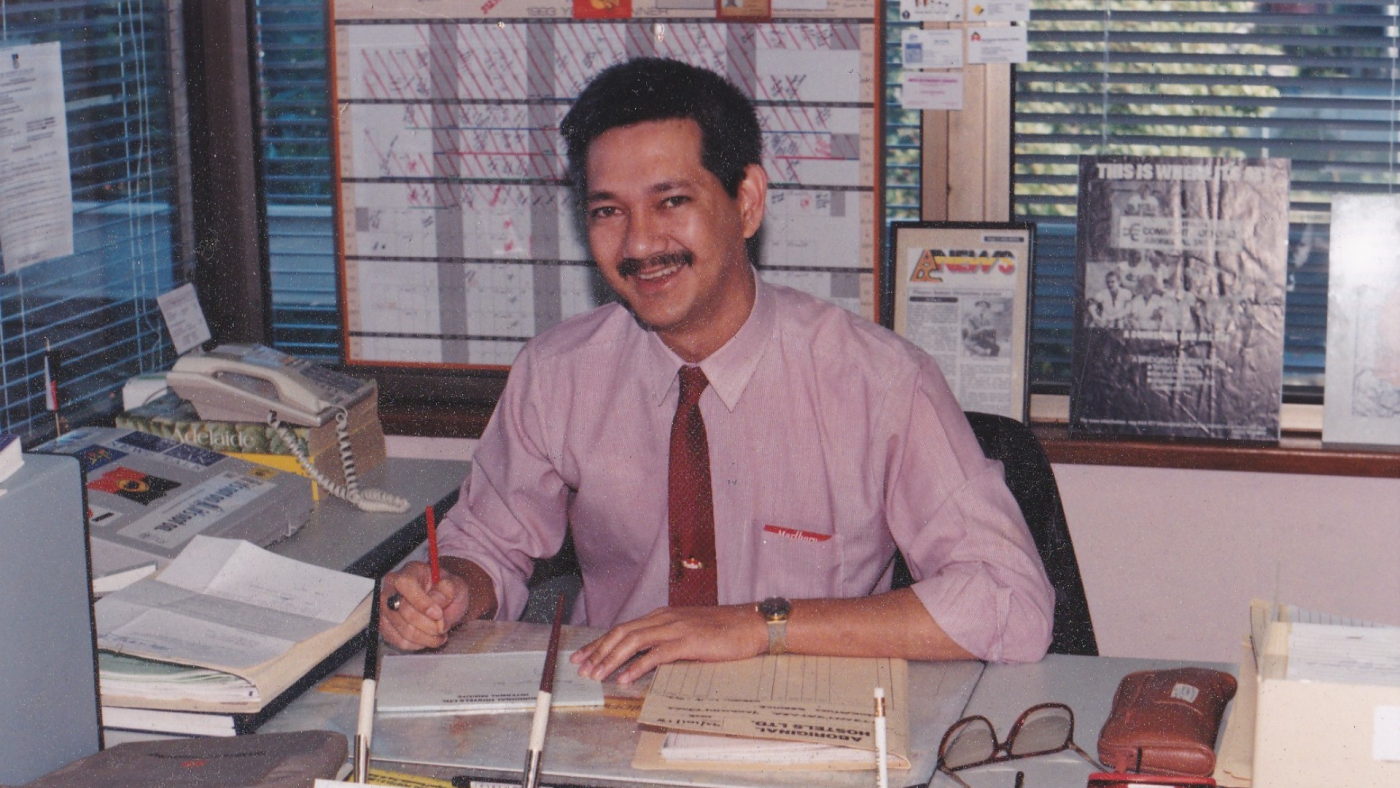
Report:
884,358,1055,664
436,348,570,622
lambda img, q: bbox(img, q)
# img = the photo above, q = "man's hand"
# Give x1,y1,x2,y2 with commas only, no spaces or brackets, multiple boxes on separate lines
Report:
379,561,471,651
569,605,767,684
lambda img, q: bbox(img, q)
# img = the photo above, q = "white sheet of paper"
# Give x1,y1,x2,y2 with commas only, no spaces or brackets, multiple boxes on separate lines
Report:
157,536,369,623
899,0,963,22
96,536,373,669
97,601,296,669
1376,706,1400,761
967,0,1029,22
377,650,605,715
902,29,963,70
157,284,213,354
1286,623,1400,687
0,41,74,272
967,26,1028,64
902,72,964,111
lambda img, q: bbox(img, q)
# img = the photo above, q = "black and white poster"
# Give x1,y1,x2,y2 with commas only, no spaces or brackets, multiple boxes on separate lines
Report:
1070,156,1290,441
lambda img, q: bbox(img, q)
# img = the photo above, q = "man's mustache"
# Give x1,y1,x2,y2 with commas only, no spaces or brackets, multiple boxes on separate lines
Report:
617,251,694,279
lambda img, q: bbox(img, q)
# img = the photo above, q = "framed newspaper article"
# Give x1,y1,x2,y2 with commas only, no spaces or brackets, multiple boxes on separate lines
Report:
889,221,1034,422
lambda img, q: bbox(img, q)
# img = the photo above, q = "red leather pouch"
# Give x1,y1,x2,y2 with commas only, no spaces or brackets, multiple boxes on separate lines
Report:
1096,667,1237,777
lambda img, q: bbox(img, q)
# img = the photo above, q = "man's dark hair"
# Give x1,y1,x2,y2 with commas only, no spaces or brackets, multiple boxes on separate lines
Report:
560,58,762,197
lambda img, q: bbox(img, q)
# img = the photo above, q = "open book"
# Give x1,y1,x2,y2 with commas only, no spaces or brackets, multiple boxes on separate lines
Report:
95,536,373,734
634,654,910,771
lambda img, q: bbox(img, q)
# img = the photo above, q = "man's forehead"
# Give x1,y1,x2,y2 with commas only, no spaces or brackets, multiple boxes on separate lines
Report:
584,118,704,167
583,119,714,198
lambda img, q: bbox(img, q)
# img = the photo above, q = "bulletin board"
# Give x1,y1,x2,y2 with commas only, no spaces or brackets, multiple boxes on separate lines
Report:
329,0,883,370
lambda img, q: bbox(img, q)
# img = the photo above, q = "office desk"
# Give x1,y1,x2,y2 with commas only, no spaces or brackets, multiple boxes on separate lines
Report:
265,627,1230,788
270,458,467,576
933,654,1235,788
267,634,980,788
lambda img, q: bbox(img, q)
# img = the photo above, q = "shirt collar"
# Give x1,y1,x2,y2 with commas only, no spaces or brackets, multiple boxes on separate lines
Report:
643,275,776,412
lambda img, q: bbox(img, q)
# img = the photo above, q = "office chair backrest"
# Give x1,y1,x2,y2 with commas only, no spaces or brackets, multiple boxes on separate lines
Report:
890,412,1098,655
963,411,1098,656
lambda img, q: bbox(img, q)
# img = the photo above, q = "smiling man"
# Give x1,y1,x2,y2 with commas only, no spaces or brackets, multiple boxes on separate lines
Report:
378,58,1054,679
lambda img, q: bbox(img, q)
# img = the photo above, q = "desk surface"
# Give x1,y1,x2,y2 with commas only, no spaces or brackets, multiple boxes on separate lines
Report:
266,624,1227,788
270,458,467,577
936,655,1233,788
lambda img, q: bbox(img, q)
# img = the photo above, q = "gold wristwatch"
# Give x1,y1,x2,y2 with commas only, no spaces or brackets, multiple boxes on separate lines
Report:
757,597,791,655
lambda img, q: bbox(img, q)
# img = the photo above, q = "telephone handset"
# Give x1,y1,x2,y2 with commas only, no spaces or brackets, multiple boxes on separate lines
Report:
167,344,406,514
167,343,375,427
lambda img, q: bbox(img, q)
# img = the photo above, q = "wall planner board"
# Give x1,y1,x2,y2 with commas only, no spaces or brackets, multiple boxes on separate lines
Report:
331,0,882,369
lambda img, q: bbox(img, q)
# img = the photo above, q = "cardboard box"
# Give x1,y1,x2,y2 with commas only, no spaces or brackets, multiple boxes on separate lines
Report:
1250,608,1400,788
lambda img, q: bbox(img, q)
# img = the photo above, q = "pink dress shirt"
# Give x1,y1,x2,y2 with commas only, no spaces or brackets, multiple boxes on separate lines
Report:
438,279,1055,663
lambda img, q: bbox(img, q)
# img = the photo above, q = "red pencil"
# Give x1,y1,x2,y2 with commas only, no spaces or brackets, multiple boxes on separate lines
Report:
426,505,440,588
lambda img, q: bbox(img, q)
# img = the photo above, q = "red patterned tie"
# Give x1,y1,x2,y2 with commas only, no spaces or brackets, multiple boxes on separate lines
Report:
668,365,718,607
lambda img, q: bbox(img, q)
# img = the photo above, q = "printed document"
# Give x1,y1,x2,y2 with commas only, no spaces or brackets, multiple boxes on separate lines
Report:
636,654,910,770
0,41,74,271
377,651,605,716
96,536,372,671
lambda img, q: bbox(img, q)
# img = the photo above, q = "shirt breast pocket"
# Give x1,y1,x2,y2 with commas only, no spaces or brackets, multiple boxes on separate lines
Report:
751,523,840,599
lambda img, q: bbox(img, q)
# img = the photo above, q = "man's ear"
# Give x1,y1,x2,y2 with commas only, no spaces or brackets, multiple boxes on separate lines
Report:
736,163,768,240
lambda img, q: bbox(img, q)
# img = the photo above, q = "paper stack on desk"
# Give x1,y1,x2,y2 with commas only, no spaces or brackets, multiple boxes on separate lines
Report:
96,535,373,737
634,654,910,771
35,426,314,589
377,650,605,716
1224,599,1400,788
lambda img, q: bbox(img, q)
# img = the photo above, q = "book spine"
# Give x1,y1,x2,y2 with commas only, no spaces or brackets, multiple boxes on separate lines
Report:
115,414,309,456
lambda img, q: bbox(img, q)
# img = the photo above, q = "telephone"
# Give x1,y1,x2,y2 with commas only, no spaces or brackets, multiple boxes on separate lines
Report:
167,343,375,427
166,344,407,514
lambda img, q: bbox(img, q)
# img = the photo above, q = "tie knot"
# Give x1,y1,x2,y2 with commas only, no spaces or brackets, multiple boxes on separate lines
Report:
678,365,709,408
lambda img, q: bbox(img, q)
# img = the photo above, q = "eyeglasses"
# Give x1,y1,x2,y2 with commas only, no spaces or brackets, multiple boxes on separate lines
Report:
929,703,1103,788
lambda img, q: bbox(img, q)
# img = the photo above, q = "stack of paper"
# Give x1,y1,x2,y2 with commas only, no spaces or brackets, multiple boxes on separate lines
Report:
635,654,910,772
660,731,889,766
36,427,315,585
98,652,258,705
377,650,605,717
1219,600,1400,788
96,535,373,736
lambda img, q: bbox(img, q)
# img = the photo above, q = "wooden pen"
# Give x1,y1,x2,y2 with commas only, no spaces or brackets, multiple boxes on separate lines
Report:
354,577,382,783
523,594,566,788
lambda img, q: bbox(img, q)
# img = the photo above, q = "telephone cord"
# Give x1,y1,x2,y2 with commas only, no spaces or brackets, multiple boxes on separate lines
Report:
268,409,409,514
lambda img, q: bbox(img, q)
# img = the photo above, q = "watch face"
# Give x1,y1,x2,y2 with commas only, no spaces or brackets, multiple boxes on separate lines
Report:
758,596,791,620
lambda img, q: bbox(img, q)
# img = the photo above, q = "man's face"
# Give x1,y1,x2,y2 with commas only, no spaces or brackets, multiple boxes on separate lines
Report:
1105,271,1120,294
583,118,766,361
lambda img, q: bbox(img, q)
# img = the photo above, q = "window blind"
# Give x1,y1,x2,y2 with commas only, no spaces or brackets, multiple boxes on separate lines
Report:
0,0,185,441
254,0,339,363
255,1,1377,397
1017,0,1399,393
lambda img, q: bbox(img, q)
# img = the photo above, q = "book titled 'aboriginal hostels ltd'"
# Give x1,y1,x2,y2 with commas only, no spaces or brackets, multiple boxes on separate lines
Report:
1070,156,1290,441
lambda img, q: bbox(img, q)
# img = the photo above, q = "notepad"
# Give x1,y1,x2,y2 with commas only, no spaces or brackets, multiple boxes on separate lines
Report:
376,650,605,716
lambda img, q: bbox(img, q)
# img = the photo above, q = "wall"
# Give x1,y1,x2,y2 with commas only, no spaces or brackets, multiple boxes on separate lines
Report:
1055,463,1400,664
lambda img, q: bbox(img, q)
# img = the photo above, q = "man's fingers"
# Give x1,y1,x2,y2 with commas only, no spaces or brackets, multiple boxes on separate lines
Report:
613,642,670,685
379,604,447,650
579,618,674,681
377,563,466,652
390,572,443,621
